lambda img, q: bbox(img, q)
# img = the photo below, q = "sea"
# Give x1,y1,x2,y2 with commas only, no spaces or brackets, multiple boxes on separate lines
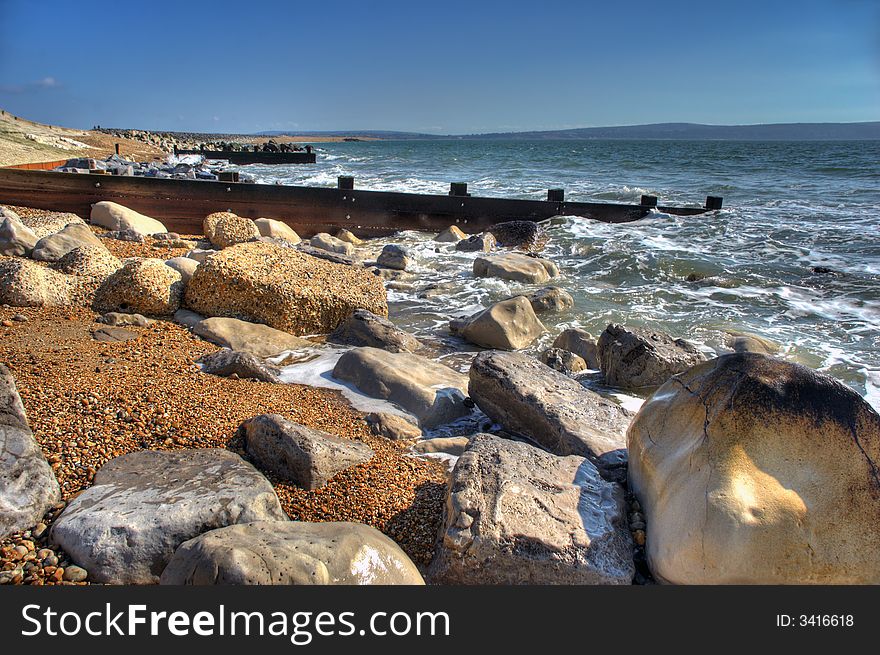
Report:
215,139,880,413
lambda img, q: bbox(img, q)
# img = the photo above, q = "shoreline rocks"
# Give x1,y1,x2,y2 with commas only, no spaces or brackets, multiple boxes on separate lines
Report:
198,350,281,383
192,316,314,358
93,258,184,316
90,201,168,236
449,296,545,350
473,252,558,284
328,309,422,353
553,328,600,369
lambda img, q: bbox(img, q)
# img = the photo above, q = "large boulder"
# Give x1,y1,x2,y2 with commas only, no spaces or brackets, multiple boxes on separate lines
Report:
526,286,574,314
210,213,260,249
198,350,280,382
0,365,61,539
93,258,184,316
17,212,85,239
90,201,168,235
377,244,413,271
473,252,558,284
160,521,424,585
202,211,231,242
31,223,106,262
449,296,545,350
55,245,122,278
0,217,38,257
0,258,83,307
50,449,287,584
328,309,421,353
184,242,387,335
333,347,471,428
488,220,545,251
597,323,708,389
254,218,301,244
310,233,354,256
553,327,600,369
238,414,374,490
628,353,880,584
192,316,314,358
428,434,633,584
469,351,632,477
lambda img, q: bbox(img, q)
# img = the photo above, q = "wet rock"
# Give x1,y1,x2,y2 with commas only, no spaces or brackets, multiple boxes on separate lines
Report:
473,252,558,284
365,412,422,440
541,347,587,374
435,225,466,242
377,244,413,271
161,521,423,585
328,309,422,353
192,316,314,358
0,365,61,539
450,296,545,350
198,350,280,383
90,201,168,235
93,258,184,316
50,449,286,584
0,216,38,257
628,353,880,584
488,220,546,251
428,434,633,584
239,414,374,490
455,233,496,252
526,286,574,314
185,242,386,335
254,218,301,244
164,256,198,283
311,233,355,256
333,347,471,428
469,351,632,477
552,328,600,369
721,330,780,355
31,223,106,262
597,323,708,389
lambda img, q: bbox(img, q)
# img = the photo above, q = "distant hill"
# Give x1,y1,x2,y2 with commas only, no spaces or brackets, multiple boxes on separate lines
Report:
257,122,880,141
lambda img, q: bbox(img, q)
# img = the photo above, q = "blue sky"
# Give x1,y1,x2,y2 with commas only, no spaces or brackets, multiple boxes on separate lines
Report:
0,0,877,133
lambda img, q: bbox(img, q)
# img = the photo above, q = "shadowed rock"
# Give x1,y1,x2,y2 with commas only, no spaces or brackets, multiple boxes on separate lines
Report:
328,309,422,353
198,350,281,383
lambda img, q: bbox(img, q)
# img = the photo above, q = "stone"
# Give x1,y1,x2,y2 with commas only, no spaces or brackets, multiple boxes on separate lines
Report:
455,233,496,252
335,228,363,245
202,212,231,242
17,212,85,239
97,312,151,327
450,296,545,350
31,223,106,262
377,244,413,270
254,218,301,244
164,256,198,283
311,233,354,256
473,252,558,284
0,206,22,223
365,412,422,440
0,216,38,256
185,248,217,264
92,326,139,342
160,521,423,585
102,229,145,243
488,220,546,251
469,351,632,477
541,347,587,374
297,244,356,266
0,258,83,307
50,449,286,584
333,347,471,428
0,365,61,540
90,201,168,235
527,286,574,314
210,213,260,249
597,323,709,389
327,309,421,353
198,350,280,383
721,330,780,355
93,258,184,316
411,436,470,457
173,309,204,329
552,328,600,369
184,242,387,335
192,317,315,358
435,225,466,242
239,414,374,489
628,353,880,584
63,565,88,583
428,434,633,584
55,246,122,278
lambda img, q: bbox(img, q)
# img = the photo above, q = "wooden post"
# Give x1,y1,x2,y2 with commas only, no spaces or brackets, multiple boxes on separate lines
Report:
338,176,354,190
115,143,120,155
449,182,468,197
640,195,658,207
705,196,723,210
547,189,564,202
